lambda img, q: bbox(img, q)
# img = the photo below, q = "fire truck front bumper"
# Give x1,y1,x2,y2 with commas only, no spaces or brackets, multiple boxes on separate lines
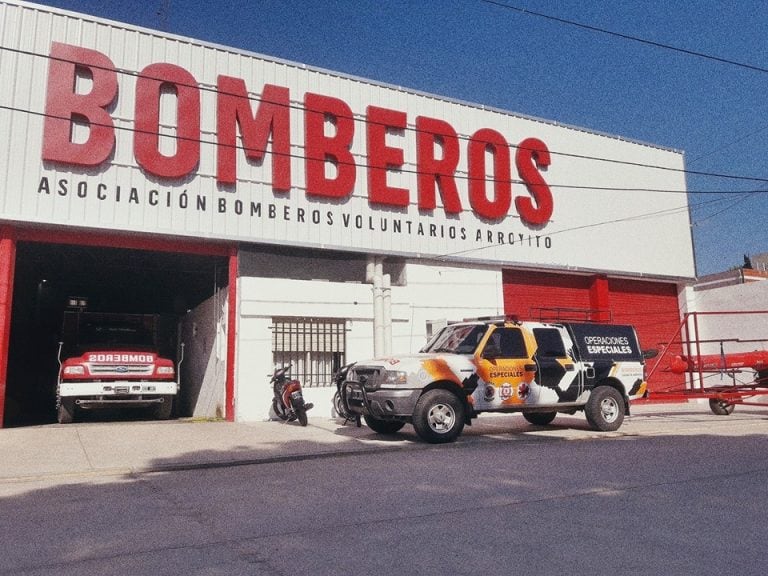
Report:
59,381,178,400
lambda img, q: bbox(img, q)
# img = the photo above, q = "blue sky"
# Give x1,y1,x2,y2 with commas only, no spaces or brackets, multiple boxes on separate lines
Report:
31,0,768,276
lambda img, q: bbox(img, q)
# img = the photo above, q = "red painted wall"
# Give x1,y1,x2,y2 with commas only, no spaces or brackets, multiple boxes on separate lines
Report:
502,270,685,392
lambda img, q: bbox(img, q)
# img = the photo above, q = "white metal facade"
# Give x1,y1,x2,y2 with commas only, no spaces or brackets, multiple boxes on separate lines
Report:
0,1,695,279
0,2,700,422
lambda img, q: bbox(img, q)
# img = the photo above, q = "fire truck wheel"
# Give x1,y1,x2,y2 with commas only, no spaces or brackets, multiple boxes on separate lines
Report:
523,411,557,426
412,389,465,443
363,415,405,435
585,386,625,431
709,398,735,416
154,396,173,420
57,399,75,424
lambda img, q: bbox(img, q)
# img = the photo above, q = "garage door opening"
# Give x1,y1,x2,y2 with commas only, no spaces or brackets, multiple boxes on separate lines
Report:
4,241,229,427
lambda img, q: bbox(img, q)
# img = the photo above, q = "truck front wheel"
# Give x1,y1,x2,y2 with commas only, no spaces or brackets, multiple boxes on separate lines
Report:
412,390,465,444
154,396,173,420
585,386,625,431
57,398,75,424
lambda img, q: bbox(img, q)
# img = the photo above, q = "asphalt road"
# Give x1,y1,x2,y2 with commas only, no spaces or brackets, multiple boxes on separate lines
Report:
2,415,767,575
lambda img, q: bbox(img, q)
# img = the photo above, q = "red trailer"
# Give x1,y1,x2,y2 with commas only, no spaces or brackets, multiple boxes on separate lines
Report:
646,311,768,415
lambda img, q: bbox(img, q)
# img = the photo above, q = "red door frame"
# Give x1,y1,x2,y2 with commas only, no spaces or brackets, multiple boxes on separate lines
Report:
0,225,239,427
0,227,17,428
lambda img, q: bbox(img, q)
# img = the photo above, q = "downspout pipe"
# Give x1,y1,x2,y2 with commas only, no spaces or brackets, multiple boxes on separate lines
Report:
383,273,392,357
367,255,388,358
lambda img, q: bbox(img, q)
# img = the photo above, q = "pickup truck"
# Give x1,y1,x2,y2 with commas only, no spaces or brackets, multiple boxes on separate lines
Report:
56,311,180,424
344,317,648,443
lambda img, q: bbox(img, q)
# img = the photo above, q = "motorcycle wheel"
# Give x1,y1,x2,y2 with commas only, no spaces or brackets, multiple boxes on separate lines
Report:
333,391,353,420
297,407,308,427
271,398,290,421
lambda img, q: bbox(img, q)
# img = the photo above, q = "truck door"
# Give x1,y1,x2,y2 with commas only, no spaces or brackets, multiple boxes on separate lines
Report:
532,327,582,402
474,326,536,408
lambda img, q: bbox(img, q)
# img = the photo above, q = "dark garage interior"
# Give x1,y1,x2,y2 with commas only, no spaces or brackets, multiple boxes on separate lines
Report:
4,241,228,427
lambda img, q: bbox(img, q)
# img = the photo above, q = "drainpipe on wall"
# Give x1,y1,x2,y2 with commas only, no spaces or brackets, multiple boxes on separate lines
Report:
383,272,392,357
366,255,391,358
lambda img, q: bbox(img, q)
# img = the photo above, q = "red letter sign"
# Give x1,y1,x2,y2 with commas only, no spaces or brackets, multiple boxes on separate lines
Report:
42,42,117,166
134,63,200,179
415,116,462,214
468,128,511,220
304,93,356,198
515,137,553,226
366,106,409,207
217,78,291,191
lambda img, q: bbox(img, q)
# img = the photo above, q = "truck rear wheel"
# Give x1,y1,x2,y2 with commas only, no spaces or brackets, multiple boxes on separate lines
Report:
585,386,625,431
57,398,75,424
412,390,465,444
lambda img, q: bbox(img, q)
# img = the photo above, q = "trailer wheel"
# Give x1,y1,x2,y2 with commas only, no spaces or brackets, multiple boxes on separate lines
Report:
585,386,625,431
709,398,735,416
57,398,75,424
412,389,465,443
523,411,557,426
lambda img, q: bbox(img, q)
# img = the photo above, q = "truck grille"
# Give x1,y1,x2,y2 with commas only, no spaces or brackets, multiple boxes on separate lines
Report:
90,364,154,376
349,366,384,391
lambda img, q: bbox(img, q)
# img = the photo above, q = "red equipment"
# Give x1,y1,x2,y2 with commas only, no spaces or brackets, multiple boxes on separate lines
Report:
646,311,768,415
669,350,768,374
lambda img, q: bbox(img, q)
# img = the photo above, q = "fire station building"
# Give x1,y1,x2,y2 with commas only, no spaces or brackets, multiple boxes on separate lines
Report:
0,1,696,427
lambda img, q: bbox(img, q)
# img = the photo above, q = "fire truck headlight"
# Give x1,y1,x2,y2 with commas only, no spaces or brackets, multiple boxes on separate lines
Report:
156,366,175,375
63,366,85,376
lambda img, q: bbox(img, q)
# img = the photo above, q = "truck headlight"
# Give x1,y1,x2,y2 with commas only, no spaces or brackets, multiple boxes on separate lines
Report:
156,366,175,375
382,370,408,386
63,366,85,376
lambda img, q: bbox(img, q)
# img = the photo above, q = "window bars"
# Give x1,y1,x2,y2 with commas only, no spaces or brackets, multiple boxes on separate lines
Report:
271,318,346,388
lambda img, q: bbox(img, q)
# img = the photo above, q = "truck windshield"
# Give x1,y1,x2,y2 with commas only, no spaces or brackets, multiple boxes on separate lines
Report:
421,324,487,355
78,320,154,349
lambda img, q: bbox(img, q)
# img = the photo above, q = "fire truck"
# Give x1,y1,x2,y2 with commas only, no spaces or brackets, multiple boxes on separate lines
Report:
56,300,181,424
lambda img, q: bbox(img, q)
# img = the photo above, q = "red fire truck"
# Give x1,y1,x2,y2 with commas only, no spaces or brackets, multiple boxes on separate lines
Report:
56,304,181,424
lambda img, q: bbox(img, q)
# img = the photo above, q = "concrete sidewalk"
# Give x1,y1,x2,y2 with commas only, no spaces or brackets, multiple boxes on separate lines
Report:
1,401,767,482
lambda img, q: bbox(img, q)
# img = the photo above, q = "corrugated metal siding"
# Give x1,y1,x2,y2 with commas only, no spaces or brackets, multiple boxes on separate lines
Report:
502,270,592,321
0,1,696,278
502,271,685,391
607,278,685,391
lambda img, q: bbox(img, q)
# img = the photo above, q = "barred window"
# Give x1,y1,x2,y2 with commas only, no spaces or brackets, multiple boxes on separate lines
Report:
271,318,346,388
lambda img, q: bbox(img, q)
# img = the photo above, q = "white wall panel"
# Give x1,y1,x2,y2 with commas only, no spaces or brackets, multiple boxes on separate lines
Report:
685,283,768,356
235,262,503,420
1,1,694,279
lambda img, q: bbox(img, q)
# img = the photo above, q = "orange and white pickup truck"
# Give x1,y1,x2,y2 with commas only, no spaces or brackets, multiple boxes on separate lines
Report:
344,317,649,443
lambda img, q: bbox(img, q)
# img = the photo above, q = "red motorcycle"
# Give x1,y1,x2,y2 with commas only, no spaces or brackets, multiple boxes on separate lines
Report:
270,364,313,426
